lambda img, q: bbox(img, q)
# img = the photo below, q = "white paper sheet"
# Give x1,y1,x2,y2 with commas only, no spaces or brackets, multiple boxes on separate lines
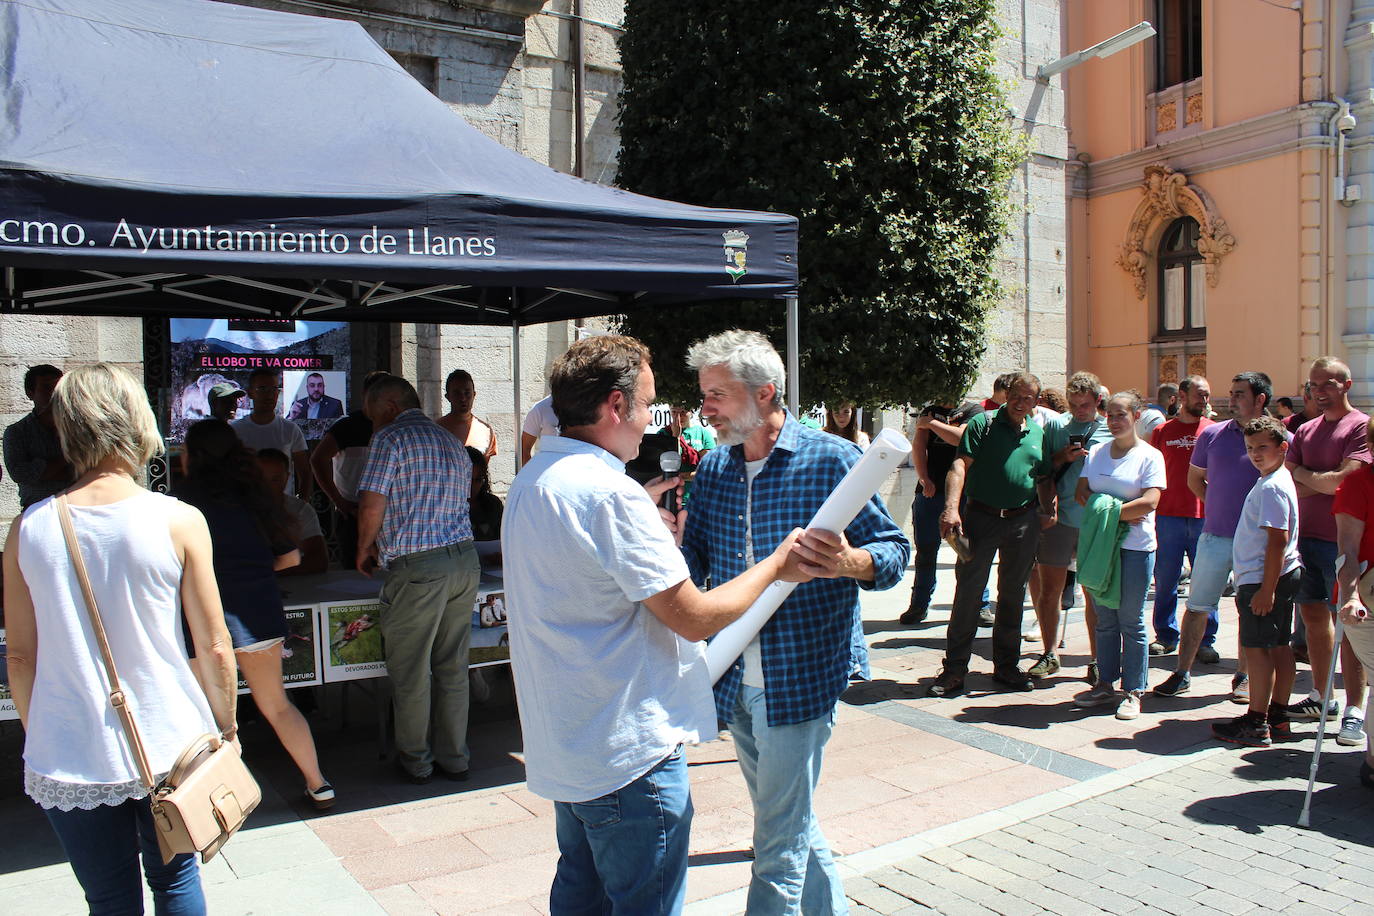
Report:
705,427,911,682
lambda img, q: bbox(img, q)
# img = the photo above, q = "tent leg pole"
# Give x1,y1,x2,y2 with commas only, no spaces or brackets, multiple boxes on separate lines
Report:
785,294,800,417
512,317,522,471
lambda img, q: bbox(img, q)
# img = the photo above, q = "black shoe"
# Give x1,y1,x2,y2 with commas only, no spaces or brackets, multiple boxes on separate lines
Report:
1267,704,1294,743
992,668,1035,692
1197,646,1221,665
1152,671,1191,697
978,608,995,628
436,765,471,782
396,762,432,785
1361,760,1374,791
927,669,965,698
1212,712,1271,748
899,606,929,626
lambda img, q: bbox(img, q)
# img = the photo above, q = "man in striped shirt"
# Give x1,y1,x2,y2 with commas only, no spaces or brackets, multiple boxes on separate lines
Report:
358,374,479,784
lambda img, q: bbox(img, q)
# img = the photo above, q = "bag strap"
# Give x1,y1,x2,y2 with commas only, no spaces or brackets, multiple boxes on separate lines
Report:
56,494,159,791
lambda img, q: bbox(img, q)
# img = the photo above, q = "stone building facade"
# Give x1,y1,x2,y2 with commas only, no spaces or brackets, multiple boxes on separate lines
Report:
0,0,1065,526
0,0,622,519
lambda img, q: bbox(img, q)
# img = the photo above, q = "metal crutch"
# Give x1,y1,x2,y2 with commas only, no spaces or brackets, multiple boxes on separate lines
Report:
1298,614,1346,828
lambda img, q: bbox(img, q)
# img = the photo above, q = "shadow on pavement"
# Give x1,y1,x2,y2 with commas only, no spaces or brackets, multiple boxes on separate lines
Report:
0,673,528,877
688,850,753,866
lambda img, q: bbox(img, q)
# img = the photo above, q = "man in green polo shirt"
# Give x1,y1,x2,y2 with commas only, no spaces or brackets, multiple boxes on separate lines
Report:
929,370,1056,697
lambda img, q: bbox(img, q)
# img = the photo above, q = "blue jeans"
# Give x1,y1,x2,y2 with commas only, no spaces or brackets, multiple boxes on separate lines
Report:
44,797,205,916
551,746,692,914
731,686,848,915
1152,515,1217,647
910,490,988,613
910,490,943,611
1096,549,1154,694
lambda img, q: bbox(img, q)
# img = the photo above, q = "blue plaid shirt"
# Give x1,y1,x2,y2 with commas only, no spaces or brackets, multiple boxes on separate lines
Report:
358,408,473,565
682,416,910,725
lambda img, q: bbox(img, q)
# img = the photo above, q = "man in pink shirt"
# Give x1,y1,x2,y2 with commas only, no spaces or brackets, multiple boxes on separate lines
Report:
1286,357,1370,743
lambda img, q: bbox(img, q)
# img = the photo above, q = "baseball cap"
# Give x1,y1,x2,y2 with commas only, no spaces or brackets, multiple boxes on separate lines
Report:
209,382,245,400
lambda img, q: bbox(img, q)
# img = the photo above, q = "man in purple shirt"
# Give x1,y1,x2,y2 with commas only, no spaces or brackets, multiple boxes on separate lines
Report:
1285,357,1370,742
1154,372,1274,701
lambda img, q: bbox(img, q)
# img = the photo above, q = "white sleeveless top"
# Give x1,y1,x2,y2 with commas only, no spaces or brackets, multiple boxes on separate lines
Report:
19,491,218,810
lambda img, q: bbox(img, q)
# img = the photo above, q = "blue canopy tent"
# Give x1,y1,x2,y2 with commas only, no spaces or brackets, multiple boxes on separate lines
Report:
0,0,804,416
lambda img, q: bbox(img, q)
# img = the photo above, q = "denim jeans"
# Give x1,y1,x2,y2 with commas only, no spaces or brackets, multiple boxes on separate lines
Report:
1152,515,1218,647
1185,533,1233,616
910,491,988,613
1096,548,1154,694
44,797,205,916
731,686,848,915
910,490,943,611
551,746,692,914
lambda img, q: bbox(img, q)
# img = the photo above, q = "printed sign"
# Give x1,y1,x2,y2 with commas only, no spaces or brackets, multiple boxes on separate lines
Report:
321,600,386,683
235,606,321,694
0,629,15,721
471,590,510,668
168,318,351,443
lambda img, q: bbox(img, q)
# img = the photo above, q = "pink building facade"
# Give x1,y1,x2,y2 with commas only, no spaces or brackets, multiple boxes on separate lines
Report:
1064,0,1374,405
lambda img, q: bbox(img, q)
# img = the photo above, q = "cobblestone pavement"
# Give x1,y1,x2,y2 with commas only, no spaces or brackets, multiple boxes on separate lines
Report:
843,742,1374,915
5,547,1373,914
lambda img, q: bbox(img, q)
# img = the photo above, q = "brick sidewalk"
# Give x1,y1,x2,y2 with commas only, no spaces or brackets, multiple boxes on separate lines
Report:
843,741,1373,915
3,547,1371,914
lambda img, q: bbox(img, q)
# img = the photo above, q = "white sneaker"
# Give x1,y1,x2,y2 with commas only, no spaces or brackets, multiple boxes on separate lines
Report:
1074,685,1117,708
1116,692,1142,720
1336,713,1367,747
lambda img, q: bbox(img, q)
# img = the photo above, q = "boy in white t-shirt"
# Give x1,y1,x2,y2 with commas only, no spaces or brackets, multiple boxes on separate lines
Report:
1214,416,1303,747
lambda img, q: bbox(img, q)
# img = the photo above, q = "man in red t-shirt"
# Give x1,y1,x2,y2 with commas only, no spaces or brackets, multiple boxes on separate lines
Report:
1333,430,1374,776
981,374,1009,412
1148,376,1215,666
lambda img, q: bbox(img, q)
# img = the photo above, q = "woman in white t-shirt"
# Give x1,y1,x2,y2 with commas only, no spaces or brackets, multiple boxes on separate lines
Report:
1073,390,1167,721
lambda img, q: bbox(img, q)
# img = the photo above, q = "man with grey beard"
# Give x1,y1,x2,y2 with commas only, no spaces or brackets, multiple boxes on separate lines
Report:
681,329,909,912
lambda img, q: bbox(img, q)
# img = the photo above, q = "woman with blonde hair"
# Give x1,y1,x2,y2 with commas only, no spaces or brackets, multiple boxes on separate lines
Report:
5,363,238,914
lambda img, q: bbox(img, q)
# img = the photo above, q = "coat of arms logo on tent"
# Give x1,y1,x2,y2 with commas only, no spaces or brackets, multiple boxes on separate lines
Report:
723,230,749,282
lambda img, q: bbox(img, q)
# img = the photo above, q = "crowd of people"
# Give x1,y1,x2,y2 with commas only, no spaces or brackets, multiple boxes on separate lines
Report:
0,361,514,911
911,361,1374,775
6,343,1374,914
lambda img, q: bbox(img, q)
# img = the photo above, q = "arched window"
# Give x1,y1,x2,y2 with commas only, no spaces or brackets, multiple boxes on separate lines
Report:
1157,217,1205,338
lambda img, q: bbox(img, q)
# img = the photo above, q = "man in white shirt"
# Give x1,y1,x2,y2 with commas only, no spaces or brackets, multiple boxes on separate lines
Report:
231,368,312,499
520,394,560,465
503,335,814,913
1136,382,1179,439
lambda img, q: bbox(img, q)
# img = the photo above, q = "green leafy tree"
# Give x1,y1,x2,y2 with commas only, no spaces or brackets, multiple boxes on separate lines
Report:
615,0,1020,410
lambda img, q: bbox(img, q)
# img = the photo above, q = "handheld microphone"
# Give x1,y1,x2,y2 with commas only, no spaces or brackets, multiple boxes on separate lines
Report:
659,450,682,515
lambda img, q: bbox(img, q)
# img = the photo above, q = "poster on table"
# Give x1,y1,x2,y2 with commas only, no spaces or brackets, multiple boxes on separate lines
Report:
168,318,352,442
471,588,509,668
235,606,321,694
321,599,387,683
0,628,15,721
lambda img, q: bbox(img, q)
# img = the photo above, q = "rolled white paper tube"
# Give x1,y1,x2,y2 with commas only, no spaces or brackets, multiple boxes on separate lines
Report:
705,427,912,683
